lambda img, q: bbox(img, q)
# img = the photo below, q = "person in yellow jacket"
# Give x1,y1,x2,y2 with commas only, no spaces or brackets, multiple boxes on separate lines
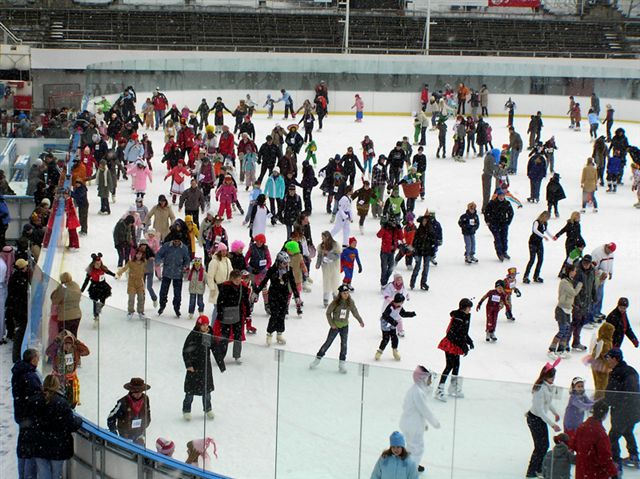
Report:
184,215,199,258
589,321,615,400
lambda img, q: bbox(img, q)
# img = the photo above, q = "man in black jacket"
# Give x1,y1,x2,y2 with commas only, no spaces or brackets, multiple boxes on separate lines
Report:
606,297,638,349
483,190,514,261
339,146,364,187
387,142,406,188
604,348,640,469
257,135,281,184
11,348,42,478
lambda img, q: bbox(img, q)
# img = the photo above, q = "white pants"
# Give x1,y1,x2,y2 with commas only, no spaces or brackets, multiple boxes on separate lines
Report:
400,423,424,466
331,217,351,246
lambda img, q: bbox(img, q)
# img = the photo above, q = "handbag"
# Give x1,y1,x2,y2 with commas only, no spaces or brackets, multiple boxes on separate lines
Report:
221,286,242,325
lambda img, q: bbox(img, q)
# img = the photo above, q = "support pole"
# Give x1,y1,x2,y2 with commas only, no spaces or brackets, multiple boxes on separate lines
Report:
344,0,350,54
424,0,431,55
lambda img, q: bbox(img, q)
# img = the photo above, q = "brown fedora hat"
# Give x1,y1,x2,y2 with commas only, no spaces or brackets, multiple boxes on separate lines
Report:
123,377,150,392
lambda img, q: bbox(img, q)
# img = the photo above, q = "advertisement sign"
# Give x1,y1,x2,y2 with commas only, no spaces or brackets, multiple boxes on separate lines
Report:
489,0,541,6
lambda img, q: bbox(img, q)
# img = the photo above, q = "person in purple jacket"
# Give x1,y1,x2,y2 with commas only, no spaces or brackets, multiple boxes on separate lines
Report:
563,376,595,435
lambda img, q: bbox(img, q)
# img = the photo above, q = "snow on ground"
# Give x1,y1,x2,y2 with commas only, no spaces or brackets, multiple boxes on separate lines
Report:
18,108,640,478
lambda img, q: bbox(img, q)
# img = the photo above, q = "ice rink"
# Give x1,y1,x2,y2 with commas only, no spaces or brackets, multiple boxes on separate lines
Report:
7,101,640,478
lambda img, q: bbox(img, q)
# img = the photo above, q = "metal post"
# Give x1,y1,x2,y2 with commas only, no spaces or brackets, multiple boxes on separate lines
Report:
424,0,431,55
344,0,350,54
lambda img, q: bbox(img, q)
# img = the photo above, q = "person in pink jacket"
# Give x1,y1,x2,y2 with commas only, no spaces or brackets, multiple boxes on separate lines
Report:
352,94,364,122
216,174,238,219
127,159,153,199
164,159,191,204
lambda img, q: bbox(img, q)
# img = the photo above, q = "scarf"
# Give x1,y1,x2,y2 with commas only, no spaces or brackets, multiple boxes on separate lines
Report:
187,266,205,282
126,394,145,416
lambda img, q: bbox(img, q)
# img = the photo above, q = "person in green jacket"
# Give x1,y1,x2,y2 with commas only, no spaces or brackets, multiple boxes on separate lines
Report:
309,284,364,373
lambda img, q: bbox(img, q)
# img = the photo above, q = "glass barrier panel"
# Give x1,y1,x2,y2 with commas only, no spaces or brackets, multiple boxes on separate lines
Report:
361,364,456,478
276,351,362,479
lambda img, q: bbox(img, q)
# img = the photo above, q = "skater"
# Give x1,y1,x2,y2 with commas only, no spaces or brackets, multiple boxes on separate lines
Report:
216,270,252,364
409,214,436,291
156,238,191,317
206,243,232,319
316,231,342,307
245,234,271,314
591,242,616,320
377,217,404,287
458,202,479,264
436,298,474,402
503,267,521,321
371,156,388,218
525,361,561,478
382,273,410,337
399,366,441,474
435,117,447,159
602,348,640,472
563,377,595,436
527,146,547,203
340,237,362,287
476,280,506,342
412,146,427,200
187,257,206,319
181,315,222,420
330,184,353,247
603,104,614,141
352,180,377,233
606,150,623,193
523,211,553,284
547,265,583,359
254,251,301,346
45,330,90,408
580,158,599,212
568,254,596,349
541,434,575,479
81,253,115,322
107,378,151,446
508,126,523,174
480,148,497,213
588,108,599,140
370,432,419,479
351,94,364,122
588,322,615,400
116,248,147,322
546,173,566,218
263,94,275,119
309,284,364,373
504,97,516,128
276,89,295,119
632,162,640,208
572,400,619,479
484,189,514,261
375,293,415,361
605,297,637,349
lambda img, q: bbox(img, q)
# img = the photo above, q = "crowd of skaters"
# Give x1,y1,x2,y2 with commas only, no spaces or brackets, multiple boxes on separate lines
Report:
4,78,640,479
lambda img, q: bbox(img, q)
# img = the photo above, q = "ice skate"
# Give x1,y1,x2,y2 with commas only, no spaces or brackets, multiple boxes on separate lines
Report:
572,344,587,352
330,214,336,223
183,412,192,421
234,357,242,365
338,361,347,374
490,332,498,342
127,312,134,320
392,349,401,361
471,256,478,263
420,284,429,291
430,258,438,266
265,302,271,315
359,224,364,234
486,332,491,342
558,350,570,359
547,350,558,360
302,281,312,293
188,313,193,320
503,253,511,260
623,455,640,468
398,331,405,338
533,277,544,283
246,325,257,335
465,257,472,265
296,303,303,316
448,377,464,398
374,349,382,360
523,277,531,284
306,277,313,284
266,333,273,346
435,385,447,402
309,357,321,369
153,299,158,308
323,298,329,307
276,333,286,345
138,313,147,321
206,410,215,420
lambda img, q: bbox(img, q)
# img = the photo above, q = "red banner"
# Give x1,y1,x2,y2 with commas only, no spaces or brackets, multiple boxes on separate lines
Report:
488,0,541,6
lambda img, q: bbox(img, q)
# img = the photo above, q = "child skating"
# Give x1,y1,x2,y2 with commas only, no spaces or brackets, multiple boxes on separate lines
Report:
375,293,415,361
503,267,522,321
476,280,507,342
340,237,362,288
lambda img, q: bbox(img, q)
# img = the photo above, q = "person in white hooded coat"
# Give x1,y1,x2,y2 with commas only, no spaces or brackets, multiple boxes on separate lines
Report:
399,365,441,473
330,185,353,247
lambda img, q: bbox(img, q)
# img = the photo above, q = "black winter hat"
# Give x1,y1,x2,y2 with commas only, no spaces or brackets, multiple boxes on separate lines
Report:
393,293,405,303
459,298,473,310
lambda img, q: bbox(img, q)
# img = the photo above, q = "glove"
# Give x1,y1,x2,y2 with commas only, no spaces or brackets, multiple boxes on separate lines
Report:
424,424,429,431
295,297,302,307
405,311,416,318
633,338,639,348
358,265,362,273
514,288,522,298
469,341,475,350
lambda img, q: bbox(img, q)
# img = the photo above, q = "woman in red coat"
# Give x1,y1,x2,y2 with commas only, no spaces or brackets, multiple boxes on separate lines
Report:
571,400,619,479
64,190,81,249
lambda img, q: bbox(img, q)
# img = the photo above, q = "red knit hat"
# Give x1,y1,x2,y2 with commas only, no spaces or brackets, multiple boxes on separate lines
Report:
155,437,175,456
254,234,266,244
196,315,209,326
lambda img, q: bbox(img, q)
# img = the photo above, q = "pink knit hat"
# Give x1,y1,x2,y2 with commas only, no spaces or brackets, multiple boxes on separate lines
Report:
191,437,218,460
155,437,175,456
215,243,228,253
412,365,431,384
231,240,245,253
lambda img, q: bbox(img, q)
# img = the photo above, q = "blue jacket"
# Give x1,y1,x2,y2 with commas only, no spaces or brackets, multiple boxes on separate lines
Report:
458,210,480,235
264,174,285,199
11,360,43,423
71,185,89,208
607,155,622,175
588,112,599,125
370,454,419,479
155,242,191,279
563,392,595,432
527,155,547,181
0,199,10,225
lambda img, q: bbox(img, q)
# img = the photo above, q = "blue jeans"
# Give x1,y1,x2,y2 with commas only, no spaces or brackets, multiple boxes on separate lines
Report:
463,234,476,258
380,252,395,286
35,458,64,479
18,457,37,479
145,273,157,302
592,283,605,317
159,277,183,313
530,178,542,201
189,293,205,314
510,149,520,173
182,392,212,413
410,255,431,288
154,110,164,128
317,326,349,361
489,224,509,257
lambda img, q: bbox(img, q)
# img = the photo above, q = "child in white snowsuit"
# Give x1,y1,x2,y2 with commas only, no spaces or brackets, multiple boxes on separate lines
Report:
330,185,354,247
399,366,441,473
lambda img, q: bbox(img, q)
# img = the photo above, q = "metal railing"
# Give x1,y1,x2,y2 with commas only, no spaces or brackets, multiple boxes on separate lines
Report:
0,21,23,44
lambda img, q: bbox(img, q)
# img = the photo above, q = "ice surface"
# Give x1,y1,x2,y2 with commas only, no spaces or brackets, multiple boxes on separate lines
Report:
6,108,640,478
